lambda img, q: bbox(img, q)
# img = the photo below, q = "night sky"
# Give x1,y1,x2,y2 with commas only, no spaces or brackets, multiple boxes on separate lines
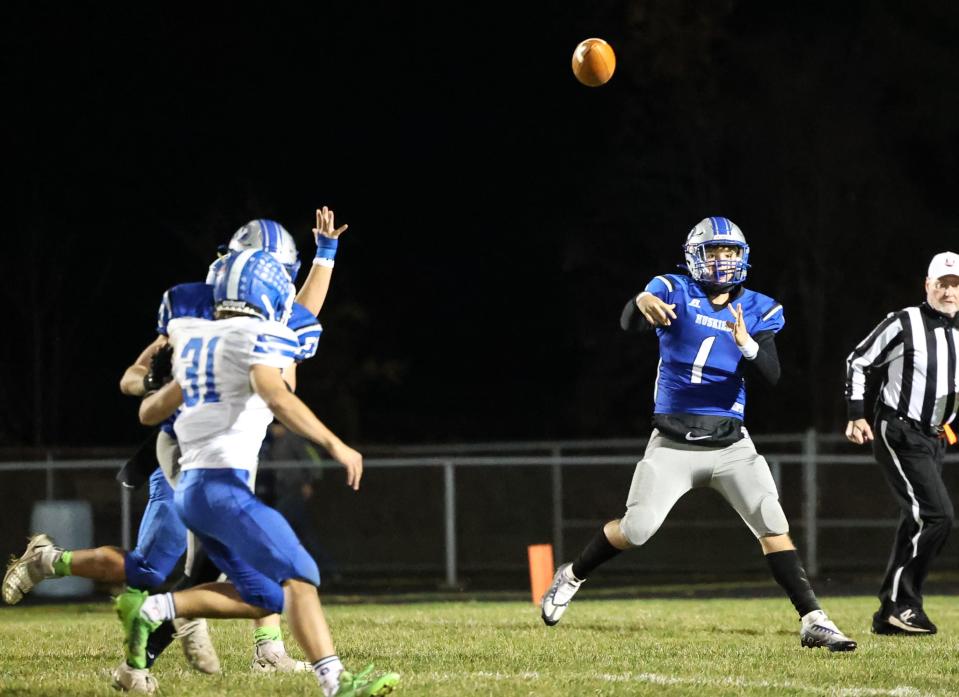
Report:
4,1,959,448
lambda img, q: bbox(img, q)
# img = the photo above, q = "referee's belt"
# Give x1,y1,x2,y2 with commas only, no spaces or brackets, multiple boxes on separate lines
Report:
879,405,957,443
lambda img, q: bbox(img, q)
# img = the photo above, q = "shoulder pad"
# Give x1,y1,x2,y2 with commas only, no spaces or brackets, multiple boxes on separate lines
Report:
157,282,215,335
742,288,785,333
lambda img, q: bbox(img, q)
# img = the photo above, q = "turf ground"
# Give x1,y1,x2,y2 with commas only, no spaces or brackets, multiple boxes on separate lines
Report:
2,595,959,696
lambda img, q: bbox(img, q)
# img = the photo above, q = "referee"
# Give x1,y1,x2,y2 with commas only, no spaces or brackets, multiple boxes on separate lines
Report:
845,251,959,635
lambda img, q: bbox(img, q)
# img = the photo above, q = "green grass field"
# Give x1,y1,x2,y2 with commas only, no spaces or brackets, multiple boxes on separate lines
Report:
3,595,959,696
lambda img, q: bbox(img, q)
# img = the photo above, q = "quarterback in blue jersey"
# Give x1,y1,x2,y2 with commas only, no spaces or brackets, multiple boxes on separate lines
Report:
541,217,858,652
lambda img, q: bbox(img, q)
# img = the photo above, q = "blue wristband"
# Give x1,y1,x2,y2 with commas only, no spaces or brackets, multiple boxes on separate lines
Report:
314,236,339,262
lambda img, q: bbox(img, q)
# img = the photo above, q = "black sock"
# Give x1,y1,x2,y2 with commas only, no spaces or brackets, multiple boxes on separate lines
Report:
765,549,820,618
145,621,177,668
571,527,623,580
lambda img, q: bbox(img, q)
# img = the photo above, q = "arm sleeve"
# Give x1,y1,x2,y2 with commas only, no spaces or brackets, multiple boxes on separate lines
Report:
621,275,675,333
251,332,299,370
621,297,654,332
844,313,904,420
742,331,780,385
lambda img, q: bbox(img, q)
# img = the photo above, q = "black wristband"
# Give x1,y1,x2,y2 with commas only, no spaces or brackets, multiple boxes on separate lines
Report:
847,400,866,421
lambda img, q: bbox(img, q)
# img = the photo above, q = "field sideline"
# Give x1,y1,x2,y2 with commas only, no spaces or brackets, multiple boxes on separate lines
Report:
2,595,958,696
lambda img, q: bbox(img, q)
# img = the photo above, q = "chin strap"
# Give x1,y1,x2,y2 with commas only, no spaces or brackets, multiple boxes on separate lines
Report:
697,281,741,295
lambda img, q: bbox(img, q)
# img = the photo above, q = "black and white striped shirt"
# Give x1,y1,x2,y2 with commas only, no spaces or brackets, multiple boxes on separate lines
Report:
845,303,959,429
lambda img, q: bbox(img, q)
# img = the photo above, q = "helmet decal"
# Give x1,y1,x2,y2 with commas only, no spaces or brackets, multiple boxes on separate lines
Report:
214,249,294,324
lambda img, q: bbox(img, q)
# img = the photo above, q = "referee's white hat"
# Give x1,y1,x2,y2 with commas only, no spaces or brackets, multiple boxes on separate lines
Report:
928,251,959,279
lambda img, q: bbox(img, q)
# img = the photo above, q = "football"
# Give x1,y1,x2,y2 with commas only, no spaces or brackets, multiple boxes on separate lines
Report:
571,38,616,86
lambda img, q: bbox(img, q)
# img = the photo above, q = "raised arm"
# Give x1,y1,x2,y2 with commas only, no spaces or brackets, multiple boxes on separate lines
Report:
250,363,362,490
294,206,348,317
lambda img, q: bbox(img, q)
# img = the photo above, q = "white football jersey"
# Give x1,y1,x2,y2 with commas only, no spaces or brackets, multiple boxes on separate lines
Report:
167,316,298,473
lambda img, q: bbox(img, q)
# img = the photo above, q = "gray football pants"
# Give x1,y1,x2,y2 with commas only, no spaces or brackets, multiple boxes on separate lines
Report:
619,429,789,546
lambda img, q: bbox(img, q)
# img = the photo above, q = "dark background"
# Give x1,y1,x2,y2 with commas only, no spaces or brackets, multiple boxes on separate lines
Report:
4,0,958,449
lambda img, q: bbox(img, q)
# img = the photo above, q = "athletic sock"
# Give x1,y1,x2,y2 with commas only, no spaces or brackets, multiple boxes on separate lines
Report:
765,549,820,618
140,593,176,623
253,625,283,645
313,655,344,696
52,549,72,577
146,567,212,666
571,527,622,580
145,621,176,668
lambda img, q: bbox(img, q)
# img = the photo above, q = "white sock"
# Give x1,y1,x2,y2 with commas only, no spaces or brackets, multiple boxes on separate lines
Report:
140,593,176,622
313,655,344,696
801,609,826,625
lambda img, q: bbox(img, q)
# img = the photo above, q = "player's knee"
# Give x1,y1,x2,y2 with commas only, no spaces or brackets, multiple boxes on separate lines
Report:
619,507,661,547
757,495,789,536
290,550,321,587
124,551,169,590
236,581,285,615
924,506,954,533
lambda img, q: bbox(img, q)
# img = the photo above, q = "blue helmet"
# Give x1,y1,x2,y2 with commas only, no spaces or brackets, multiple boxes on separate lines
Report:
213,249,294,323
229,219,301,281
682,216,750,291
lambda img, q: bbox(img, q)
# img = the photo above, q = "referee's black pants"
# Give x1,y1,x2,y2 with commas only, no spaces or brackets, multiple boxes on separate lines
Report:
872,410,953,611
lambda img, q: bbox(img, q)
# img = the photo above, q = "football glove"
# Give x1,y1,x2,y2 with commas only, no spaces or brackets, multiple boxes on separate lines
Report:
143,344,174,394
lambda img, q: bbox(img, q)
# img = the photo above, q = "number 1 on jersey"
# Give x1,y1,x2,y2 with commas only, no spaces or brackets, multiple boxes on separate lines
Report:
690,336,716,384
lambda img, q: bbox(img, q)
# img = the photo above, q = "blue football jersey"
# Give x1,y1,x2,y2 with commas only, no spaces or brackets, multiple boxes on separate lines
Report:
288,303,322,362
643,273,784,420
157,282,216,335
153,282,322,434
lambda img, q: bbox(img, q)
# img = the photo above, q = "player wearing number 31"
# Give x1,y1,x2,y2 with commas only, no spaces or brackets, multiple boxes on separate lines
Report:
541,217,857,651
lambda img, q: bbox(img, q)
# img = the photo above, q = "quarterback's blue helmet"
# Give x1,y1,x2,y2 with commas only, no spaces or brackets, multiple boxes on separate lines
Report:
229,219,301,281
683,216,750,291
214,249,294,323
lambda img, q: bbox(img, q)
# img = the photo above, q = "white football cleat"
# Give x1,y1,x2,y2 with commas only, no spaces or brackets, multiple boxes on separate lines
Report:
251,639,310,672
173,617,220,674
540,563,584,626
111,661,159,694
3,534,59,605
800,610,857,652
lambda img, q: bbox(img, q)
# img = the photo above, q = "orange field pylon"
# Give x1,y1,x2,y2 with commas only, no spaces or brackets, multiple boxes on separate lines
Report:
527,543,555,605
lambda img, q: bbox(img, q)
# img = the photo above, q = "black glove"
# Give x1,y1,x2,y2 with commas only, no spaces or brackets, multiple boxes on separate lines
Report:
143,344,174,394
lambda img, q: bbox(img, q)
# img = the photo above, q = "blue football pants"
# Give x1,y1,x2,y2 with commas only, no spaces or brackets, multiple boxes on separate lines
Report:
174,468,320,614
